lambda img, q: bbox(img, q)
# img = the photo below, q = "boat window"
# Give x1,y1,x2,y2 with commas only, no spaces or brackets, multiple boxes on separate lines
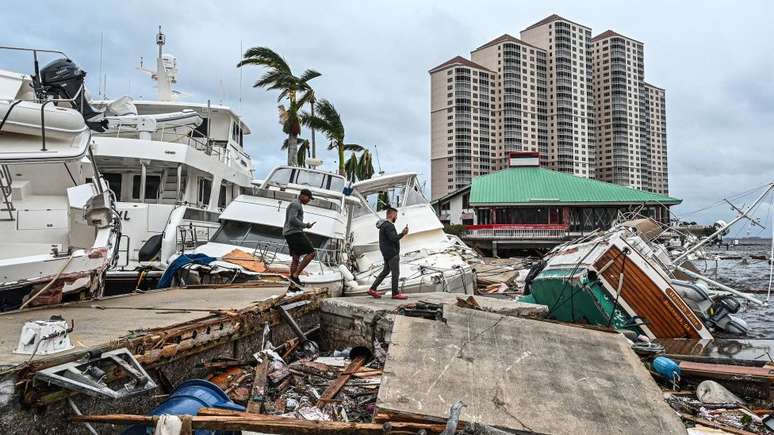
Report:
211,220,251,244
268,168,293,186
403,179,428,207
183,208,220,223
103,173,123,200
294,170,326,189
198,178,212,206
132,175,161,200
218,183,227,209
194,118,209,138
211,221,330,253
328,176,345,192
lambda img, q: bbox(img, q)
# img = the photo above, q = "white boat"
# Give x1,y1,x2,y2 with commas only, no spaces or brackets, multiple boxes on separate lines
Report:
190,166,351,296
0,48,120,309
343,172,478,296
86,29,255,276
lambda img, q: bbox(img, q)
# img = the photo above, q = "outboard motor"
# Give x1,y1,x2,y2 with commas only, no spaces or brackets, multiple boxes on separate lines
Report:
38,58,106,131
709,294,749,335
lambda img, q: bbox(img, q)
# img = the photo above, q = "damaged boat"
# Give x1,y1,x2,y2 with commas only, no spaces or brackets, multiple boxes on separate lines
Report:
343,172,479,296
188,166,352,295
0,47,120,309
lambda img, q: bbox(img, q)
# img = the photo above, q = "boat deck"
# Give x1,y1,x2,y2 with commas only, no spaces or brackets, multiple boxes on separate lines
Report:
0,285,288,367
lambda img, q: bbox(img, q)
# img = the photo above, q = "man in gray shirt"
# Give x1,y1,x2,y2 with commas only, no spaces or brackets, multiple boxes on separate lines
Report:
283,189,316,289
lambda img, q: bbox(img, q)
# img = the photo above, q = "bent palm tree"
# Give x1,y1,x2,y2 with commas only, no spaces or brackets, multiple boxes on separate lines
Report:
300,99,362,175
238,47,320,166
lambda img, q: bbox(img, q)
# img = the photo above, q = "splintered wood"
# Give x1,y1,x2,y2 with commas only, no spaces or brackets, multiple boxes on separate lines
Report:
316,356,366,407
246,359,270,413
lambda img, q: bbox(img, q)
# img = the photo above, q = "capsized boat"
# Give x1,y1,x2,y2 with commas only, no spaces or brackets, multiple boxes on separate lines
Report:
522,226,715,339
187,166,351,296
343,172,479,295
0,48,120,309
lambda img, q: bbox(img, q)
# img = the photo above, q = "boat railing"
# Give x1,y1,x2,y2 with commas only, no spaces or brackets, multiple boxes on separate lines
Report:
107,124,227,161
215,239,341,273
176,223,216,255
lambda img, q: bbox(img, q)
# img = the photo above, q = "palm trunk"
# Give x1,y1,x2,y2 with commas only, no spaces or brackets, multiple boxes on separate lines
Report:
310,99,316,158
287,134,298,166
338,144,345,175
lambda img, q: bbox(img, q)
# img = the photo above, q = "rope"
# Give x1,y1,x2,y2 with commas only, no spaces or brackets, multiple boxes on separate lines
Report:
768,199,774,301
19,256,74,310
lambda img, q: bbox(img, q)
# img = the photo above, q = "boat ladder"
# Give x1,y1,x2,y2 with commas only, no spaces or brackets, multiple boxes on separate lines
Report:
0,165,14,221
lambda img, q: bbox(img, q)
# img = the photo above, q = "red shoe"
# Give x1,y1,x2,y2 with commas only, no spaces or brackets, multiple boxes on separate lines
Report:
391,292,408,300
367,289,382,299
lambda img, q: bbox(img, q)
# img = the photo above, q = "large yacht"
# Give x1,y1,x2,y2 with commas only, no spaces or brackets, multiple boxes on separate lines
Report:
88,29,254,283
0,47,120,309
344,173,479,295
189,166,351,296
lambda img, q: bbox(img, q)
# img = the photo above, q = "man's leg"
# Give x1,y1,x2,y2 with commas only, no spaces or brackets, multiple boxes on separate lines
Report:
295,251,316,278
388,255,406,299
368,262,391,298
289,255,299,280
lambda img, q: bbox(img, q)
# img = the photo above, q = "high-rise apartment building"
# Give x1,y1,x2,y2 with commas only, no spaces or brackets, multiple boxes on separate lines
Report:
521,15,595,178
591,30,646,189
430,57,494,197
430,14,668,199
644,83,668,194
470,35,549,171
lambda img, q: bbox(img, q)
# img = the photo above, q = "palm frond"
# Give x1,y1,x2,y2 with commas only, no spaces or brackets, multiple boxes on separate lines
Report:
238,47,291,74
299,69,322,83
342,143,364,151
300,112,332,133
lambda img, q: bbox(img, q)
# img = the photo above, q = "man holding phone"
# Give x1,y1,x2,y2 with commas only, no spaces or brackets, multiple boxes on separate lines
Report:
367,207,409,299
283,188,316,289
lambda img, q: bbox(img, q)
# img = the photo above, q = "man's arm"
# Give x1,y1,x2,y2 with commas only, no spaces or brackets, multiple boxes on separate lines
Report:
384,222,402,242
287,203,306,228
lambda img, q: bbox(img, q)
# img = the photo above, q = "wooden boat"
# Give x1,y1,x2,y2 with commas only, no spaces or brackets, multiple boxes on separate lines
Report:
523,228,713,339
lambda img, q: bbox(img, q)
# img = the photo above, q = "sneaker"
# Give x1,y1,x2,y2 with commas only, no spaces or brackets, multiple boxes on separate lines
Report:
367,288,382,299
288,275,303,288
391,292,408,300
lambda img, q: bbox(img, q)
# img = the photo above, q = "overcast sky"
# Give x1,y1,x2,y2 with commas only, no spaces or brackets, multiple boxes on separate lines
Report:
2,0,773,236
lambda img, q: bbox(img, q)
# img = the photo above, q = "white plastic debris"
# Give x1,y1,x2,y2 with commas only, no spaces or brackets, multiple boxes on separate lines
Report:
696,380,744,404
153,414,182,435
14,318,73,355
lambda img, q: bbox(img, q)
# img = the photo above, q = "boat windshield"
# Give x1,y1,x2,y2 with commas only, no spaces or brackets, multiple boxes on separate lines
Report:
352,177,429,218
266,167,345,192
211,219,332,254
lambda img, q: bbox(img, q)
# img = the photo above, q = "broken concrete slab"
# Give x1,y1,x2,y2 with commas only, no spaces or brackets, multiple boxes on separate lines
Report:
319,292,547,351
376,305,686,434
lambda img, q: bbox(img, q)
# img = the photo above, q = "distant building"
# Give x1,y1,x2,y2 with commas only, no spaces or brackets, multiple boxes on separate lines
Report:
432,152,681,254
429,14,669,200
429,57,494,198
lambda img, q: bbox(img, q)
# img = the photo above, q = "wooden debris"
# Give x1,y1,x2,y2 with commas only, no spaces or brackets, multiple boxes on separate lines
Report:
246,359,270,413
316,356,366,407
455,295,482,310
678,412,758,435
72,411,447,434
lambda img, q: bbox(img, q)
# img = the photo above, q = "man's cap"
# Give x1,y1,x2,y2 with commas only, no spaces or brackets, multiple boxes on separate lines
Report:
300,188,314,199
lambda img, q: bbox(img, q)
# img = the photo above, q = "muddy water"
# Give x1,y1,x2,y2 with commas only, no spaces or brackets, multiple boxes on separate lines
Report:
701,239,773,338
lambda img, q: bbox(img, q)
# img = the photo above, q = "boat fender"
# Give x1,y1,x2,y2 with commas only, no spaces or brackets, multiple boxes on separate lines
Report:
338,264,355,281
651,356,680,383
138,234,163,262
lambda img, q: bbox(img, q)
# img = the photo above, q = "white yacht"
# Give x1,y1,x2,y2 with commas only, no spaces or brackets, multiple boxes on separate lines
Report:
88,29,254,281
190,166,352,296
344,173,478,296
0,48,120,309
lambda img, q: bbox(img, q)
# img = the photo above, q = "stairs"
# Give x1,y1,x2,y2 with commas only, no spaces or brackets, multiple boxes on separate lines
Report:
0,165,14,221
159,168,186,203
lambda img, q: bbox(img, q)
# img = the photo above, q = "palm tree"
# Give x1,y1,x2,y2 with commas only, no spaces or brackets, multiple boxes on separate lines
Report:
300,99,362,175
283,138,310,167
238,47,320,166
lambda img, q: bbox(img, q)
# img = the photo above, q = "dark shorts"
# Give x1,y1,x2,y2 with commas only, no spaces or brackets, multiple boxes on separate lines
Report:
284,232,314,257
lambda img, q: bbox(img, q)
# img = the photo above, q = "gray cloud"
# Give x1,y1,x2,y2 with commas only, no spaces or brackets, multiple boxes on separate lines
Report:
1,0,773,235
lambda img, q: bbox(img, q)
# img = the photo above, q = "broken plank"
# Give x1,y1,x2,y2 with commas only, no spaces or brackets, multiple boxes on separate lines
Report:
72,412,447,434
246,359,269,413
678,413,758,435
316,356,365,407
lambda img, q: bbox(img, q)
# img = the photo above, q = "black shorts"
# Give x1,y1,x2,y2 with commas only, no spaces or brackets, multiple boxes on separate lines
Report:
284,232,315,256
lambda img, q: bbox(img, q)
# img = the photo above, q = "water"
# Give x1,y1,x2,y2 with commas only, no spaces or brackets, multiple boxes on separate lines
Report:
701,239,773,338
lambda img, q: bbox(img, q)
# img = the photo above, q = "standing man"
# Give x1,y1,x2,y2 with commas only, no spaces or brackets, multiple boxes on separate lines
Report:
283,188,316,289
367,207,409,299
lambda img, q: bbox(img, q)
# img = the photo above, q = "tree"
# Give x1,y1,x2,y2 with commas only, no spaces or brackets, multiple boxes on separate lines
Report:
300,99,362,175
283,138,310,168
238,47,320,166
